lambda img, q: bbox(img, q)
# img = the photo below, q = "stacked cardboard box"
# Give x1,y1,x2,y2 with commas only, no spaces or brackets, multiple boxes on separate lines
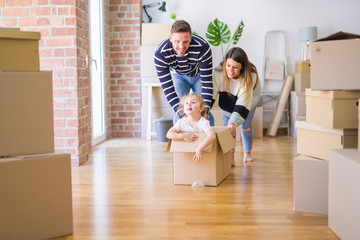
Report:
329,149,360,240
0,28,73,240
294,32,360,217
290,62,310,137
140,24,173,140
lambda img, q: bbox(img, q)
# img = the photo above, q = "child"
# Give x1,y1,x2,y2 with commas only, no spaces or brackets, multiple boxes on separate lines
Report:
166,93,216,162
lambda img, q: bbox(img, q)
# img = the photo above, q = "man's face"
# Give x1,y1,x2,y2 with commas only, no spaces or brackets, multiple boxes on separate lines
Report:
169,32,192,57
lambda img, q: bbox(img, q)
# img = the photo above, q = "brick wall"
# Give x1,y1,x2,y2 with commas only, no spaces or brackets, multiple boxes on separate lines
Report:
109,0,142,138
0,0,142,165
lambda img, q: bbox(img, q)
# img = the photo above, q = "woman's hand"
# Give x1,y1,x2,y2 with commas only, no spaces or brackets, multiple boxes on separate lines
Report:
227,122,236,137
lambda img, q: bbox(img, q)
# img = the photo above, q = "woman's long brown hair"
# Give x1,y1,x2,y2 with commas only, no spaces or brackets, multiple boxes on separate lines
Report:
222,47,259,99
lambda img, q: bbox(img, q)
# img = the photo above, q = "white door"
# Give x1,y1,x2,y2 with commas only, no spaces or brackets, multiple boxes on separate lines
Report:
89,0,105,146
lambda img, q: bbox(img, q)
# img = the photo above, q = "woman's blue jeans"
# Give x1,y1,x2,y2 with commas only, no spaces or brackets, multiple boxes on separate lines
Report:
222,106,256,152
171,71,214,126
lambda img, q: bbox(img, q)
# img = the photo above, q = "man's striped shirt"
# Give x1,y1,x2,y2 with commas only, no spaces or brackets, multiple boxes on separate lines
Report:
154,35,213,116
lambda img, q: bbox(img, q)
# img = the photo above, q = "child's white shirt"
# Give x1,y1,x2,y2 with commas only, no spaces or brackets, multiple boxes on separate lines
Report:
173,117,211,132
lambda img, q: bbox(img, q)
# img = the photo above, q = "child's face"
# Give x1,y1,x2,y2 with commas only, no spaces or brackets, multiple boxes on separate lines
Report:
183,96,203,116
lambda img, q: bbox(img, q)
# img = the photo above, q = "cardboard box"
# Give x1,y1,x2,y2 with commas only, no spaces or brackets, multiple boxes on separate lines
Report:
140,45,158,78
141,23,172,46
310,32,360,90
329,149,360,240
305,89,360,129
0,28,40,71
0,153,73,240
290,91,306,117
296,121,357,160
295,60,310,73
293,155,328,214
359,99,360,151
294,72,310,92
0,71,54,156
167,127,236,186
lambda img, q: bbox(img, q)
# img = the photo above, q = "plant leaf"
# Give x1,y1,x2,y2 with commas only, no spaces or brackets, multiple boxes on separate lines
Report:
205,18,231,47
231,20,245,45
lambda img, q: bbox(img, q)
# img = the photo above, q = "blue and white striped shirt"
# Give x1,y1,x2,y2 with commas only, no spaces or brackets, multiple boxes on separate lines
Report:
154,35,213,116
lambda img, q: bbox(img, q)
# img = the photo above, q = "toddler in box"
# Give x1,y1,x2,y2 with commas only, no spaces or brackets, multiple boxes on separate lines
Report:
166,93,216,162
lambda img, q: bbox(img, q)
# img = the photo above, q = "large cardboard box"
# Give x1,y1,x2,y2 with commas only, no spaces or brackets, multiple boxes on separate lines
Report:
0,71,54,156
293,155,328,214
295,60,310,73
167,127,236,186
305,88,360,129
0,153,73,240
141,23,172,46
294,72,310,92
329,149,360,240
296,121,357,160
0,28,40,71
310,32,360,90
140,45,158,78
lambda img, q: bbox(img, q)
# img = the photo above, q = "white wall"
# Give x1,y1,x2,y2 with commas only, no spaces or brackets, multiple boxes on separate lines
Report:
142,0,360,82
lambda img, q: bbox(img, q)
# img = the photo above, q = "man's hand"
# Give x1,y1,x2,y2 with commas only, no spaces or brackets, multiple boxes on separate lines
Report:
204,112,209,120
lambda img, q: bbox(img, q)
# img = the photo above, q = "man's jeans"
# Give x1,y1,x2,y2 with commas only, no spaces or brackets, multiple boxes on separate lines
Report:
171,71,214,126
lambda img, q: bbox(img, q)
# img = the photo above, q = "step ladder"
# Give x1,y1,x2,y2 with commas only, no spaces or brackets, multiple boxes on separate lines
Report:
261,30,290,135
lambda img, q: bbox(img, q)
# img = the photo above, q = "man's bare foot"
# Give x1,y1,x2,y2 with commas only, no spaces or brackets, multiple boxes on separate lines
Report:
231,152,235,167
243,152,253,163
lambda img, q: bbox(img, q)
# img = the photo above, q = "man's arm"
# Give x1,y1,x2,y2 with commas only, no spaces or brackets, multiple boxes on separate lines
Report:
196,36,213,113
154,42,182,116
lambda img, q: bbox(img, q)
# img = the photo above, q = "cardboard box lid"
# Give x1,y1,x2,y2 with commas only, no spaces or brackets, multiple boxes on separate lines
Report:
314,31,360,42
305,88,360,99
0,28,41,40
296,121,358,136
167,126,236,154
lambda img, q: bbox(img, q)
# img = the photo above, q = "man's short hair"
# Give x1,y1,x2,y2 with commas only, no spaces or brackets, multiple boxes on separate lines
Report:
170,20,192,35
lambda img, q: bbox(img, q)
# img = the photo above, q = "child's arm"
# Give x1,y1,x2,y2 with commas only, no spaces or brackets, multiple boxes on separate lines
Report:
166,127,199,142
193,128,216,162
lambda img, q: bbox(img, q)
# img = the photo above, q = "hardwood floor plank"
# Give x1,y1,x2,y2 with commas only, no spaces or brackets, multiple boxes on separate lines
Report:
53,136,339,240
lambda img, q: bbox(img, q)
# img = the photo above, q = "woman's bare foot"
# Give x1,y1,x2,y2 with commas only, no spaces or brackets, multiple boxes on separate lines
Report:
231,152,235,167
243,152,253,163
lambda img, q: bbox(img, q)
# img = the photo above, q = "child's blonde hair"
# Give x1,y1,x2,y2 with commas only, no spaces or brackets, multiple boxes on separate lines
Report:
179,93,206,116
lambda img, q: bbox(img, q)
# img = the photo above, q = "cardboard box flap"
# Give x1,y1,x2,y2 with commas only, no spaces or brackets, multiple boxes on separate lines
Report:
0,28,41,40
167,132,214,153
213,127,236,153
296,121,358,136
305,88,360,99
314,31,360,42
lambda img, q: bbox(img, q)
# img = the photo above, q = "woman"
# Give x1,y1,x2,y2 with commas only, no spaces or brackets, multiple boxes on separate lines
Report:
212,47,261,166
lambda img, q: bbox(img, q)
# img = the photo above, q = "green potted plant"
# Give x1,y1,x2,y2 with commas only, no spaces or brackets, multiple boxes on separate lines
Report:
170,12,176,23
206,18,245,60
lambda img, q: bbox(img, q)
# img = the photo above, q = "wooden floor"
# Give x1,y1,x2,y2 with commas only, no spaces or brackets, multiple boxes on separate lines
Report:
56,136,339,240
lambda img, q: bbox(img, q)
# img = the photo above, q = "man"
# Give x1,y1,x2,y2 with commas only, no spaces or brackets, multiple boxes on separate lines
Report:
154,20,214,125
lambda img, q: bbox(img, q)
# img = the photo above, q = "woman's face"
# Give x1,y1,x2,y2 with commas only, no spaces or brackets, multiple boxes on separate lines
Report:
225,58,242,79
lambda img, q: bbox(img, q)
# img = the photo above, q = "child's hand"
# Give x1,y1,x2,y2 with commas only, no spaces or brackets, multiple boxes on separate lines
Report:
183,133,198,142
193,148,202,162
